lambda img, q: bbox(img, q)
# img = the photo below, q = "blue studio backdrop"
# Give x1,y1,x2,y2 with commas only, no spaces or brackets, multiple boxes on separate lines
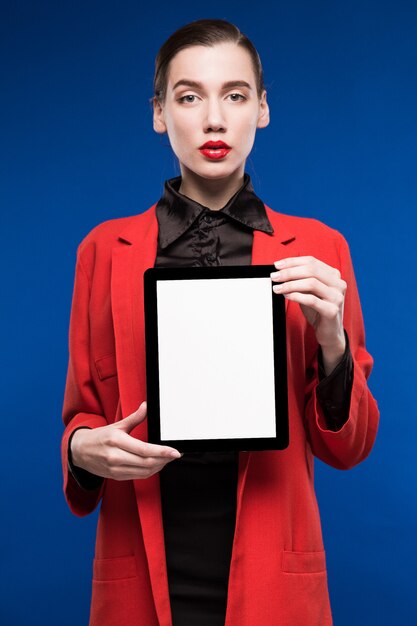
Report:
1,1,416,624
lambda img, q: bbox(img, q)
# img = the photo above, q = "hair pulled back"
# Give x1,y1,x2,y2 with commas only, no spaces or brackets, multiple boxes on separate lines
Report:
153,19,265,104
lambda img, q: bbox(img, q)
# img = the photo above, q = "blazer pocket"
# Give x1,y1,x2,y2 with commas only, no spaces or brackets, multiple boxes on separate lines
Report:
95,353,118,381
93,555,137,581
281,550,326,574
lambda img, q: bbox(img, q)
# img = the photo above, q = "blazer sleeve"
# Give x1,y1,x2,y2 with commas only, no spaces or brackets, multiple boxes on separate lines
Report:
61,248,108,516
303,233,380,469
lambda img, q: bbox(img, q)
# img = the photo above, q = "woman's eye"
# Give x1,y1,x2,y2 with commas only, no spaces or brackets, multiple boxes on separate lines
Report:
178,94,197,103
228,93,246,102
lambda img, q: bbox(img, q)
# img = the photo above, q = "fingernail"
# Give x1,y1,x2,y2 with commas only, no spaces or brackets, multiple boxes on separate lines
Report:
170,450,182,458
270,271,280,278
275,260,285,269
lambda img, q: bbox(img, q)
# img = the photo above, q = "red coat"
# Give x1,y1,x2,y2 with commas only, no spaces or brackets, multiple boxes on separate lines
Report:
61,203,379,626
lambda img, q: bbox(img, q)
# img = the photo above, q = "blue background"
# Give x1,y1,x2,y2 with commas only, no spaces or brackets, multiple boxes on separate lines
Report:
1,1,416,624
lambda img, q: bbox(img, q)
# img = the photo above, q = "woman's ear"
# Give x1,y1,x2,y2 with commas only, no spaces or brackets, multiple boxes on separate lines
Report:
257,90,270,129
153,97,167,134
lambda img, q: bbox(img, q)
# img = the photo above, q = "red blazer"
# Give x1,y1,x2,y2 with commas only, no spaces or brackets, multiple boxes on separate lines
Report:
61,204,379,626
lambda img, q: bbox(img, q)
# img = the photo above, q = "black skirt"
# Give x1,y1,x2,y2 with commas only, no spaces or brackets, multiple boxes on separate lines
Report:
159,451,239,626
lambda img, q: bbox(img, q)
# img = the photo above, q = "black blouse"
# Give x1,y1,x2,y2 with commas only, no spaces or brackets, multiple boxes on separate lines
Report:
68,174,353,626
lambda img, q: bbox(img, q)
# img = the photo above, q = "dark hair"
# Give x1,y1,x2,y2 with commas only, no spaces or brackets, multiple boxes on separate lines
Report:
153,19,265,104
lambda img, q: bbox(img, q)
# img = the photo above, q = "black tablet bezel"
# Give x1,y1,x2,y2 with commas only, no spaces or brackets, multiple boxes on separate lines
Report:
144,265,288,452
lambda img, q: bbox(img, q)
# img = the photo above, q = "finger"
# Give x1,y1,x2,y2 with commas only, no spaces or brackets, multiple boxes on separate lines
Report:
109,461,172,481
273,278,343,304
105,446,178,469
114,431,182,459
275,256,329,269
273,257,342,288
281,292,341,319
114,401,147,433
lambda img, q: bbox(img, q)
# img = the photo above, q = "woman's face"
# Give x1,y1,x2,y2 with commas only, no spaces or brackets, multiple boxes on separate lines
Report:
153,42,269,183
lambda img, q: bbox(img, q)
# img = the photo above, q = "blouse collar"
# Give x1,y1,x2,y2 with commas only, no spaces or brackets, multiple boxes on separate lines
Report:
156,173,274,249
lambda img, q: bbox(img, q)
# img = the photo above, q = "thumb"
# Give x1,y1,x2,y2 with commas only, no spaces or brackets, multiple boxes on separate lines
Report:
114,401,147,433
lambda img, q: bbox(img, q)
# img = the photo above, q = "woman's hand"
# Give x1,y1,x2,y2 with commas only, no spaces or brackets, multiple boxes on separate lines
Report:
271,256,347,374
70,401,182,480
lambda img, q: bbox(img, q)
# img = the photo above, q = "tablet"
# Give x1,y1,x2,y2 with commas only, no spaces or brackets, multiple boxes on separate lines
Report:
143,265,288,452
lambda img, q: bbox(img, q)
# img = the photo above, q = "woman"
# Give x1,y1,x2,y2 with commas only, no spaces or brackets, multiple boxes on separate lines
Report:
61,19,379,626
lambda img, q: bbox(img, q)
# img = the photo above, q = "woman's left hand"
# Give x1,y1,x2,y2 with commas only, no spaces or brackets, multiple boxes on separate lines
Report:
271,256,347,373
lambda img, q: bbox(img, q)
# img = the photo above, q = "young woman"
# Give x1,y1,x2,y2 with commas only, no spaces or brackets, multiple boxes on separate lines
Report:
61,19,379,626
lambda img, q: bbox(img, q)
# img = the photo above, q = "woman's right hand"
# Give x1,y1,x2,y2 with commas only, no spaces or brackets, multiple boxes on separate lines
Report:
70,401,182,480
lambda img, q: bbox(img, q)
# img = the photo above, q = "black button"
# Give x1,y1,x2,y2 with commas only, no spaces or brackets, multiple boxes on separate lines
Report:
206,254,216,262
203,214,212,223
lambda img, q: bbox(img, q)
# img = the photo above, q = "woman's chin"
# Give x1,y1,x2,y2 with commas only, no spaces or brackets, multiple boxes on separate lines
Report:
180,161,245,182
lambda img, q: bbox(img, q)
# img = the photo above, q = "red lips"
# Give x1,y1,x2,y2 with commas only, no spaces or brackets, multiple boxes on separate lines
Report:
199,140,232,160
199,141,231,149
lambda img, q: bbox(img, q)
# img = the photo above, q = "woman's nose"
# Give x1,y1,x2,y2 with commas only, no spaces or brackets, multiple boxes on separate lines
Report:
203,98,226,132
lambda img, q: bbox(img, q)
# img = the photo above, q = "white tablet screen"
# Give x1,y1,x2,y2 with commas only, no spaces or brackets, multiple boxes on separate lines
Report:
156,277,276,440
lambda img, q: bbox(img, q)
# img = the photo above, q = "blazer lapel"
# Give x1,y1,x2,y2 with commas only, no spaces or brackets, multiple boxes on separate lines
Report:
111,207,158,420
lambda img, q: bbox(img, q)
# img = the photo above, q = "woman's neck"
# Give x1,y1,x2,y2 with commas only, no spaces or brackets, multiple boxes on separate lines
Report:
178,168,245,210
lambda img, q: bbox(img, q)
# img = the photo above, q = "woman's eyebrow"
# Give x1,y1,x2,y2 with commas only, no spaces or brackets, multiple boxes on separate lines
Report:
172,79,252,91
